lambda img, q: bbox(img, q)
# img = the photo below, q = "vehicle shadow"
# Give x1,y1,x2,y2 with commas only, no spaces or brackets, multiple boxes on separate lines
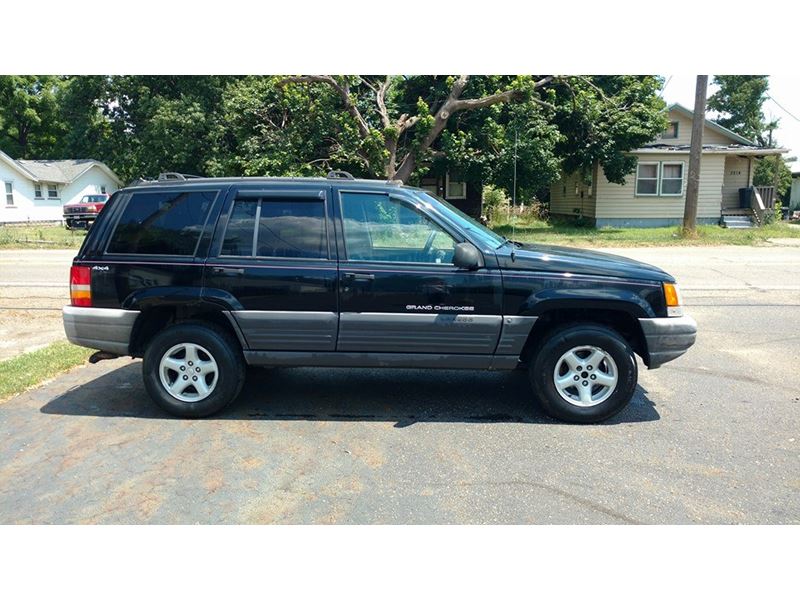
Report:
40,362,660,426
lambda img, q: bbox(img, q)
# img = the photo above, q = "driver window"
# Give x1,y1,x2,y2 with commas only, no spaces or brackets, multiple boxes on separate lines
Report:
341,192,456,264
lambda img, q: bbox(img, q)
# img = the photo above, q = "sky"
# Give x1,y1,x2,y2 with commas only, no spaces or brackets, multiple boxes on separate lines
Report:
661,75,800,172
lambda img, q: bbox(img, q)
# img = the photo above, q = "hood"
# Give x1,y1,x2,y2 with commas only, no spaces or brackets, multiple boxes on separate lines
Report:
495,242,674,282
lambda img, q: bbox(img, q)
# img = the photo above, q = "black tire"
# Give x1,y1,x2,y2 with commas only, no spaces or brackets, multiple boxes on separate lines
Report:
529,323,638,423
142,321,246,418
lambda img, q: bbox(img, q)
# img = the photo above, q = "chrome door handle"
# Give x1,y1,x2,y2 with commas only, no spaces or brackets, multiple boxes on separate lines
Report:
212,266,245,275
343,272,375,281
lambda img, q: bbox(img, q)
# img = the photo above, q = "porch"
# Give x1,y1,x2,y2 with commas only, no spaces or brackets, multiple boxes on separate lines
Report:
720,186,776,226
720,154,776,226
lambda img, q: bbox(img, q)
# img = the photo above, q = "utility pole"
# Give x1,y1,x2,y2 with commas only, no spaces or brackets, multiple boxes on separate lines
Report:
682,75,708,235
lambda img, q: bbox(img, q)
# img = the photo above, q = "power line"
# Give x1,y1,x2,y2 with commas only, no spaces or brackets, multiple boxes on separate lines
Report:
766,94,800,123
659,75,672,99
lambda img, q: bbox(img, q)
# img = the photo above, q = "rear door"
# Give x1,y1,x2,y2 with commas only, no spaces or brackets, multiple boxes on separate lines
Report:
204,184,338,351
334,189,503,354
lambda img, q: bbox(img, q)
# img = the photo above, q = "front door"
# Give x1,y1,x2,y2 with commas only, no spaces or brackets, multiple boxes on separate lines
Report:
334,190,503,355
204,185,338,351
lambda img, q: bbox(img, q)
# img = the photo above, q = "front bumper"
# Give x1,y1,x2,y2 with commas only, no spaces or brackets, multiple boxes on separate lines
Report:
64,215,97,228
638,315,697,368
62,306,140,355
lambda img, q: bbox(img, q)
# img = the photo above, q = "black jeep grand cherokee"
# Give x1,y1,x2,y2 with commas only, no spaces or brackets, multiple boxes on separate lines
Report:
63,172,696,423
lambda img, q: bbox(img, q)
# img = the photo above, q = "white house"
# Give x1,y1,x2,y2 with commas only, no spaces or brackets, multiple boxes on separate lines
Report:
1,150,123,223
790,162,800,213
550,104,789,228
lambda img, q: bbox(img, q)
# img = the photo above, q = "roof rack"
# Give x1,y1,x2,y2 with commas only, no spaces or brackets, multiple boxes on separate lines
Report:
326,170,355,180
158,172,204,181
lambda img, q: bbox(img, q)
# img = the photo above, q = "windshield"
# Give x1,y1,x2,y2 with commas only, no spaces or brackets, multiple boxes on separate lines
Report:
82,195,107,203
415,191,506,249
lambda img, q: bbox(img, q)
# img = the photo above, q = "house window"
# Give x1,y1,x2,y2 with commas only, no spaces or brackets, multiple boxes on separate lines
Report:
34,184,43,199
47,184,59,199
661,162,685,196
661,121,679,139
445,172,467,200
4,182,13,206
101,186,107,194
635,162,660,196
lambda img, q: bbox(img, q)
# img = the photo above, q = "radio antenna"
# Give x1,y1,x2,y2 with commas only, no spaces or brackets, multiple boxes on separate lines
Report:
511,127,518,261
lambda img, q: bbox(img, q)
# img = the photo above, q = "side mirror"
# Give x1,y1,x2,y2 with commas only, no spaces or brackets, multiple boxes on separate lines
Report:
453,242,484,270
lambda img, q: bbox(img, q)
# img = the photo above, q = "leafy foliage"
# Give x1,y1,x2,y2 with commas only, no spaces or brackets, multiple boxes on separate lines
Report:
754,155,792,198
707,76,774,146
0,76,67,158
0,75,668,198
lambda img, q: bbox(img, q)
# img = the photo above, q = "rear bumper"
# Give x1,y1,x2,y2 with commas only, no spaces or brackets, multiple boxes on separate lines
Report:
62,306,140,355
639,315,697,368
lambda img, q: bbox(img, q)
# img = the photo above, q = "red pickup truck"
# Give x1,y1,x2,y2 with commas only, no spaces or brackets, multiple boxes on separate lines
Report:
63,194,110,230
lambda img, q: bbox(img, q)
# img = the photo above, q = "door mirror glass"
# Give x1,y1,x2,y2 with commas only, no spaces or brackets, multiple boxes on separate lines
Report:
453,242,483,270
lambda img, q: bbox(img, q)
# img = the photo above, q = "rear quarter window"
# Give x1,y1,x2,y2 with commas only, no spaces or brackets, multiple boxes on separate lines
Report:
107,191,216,255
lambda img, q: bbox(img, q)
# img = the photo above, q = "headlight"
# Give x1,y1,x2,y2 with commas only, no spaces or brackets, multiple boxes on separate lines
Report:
663,282,684,317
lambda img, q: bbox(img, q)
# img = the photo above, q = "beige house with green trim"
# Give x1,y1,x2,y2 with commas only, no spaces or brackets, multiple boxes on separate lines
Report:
549,104,789,228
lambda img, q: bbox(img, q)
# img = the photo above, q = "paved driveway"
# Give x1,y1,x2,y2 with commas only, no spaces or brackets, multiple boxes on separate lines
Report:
0,246,798,523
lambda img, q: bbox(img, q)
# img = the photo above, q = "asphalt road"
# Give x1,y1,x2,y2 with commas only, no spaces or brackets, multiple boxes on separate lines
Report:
0,246,798,523
0,249,73,359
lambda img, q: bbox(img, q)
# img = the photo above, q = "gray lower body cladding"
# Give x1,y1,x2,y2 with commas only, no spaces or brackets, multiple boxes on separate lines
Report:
62,306,140,355
244,350,520,370
232,310,338,351
638,315,698,368
336,312,503,354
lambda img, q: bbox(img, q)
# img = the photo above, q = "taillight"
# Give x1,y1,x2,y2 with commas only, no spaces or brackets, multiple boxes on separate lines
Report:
70,265,91,307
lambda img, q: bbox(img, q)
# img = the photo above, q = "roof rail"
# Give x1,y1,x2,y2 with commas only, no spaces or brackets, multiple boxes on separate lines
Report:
158,172,203,181
326,170,355,180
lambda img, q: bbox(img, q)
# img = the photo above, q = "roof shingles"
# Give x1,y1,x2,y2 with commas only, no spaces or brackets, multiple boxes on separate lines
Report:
15,159,105,184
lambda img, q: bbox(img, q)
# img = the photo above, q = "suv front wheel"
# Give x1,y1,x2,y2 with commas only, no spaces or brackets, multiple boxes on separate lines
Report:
143,322,245,418
529,323,638,423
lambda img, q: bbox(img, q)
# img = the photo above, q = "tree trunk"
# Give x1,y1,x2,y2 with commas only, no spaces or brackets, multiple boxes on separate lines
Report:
682,75,708,234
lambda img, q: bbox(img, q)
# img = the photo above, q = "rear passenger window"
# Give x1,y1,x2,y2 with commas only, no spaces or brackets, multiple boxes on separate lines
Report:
107,191,216,255
221,200,258,256
221,197,327,259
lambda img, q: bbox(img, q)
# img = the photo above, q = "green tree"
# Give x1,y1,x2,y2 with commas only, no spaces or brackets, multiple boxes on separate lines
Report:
754,156,793,198
0,76,67,158
216,75,667,197
101,75,241,180
707,76,775,145
58,76,115,160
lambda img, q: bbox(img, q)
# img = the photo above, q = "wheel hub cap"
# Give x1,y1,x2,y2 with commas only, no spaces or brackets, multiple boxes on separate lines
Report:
159,343,218,403
553,345,618,407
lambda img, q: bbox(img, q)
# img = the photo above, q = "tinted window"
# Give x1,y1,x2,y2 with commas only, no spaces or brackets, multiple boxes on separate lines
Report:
221,197,327,259
341,192,456,264
108,191,216,255
221,199,257,256
257,200,326,259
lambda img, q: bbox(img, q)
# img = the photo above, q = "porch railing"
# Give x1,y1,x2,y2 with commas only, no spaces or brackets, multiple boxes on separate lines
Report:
748,186,775,225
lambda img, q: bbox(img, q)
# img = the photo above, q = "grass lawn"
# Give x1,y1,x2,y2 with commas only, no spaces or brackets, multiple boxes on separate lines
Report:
490,215,800,247
0,224,87,249
0,341,92,402
1,216,798,251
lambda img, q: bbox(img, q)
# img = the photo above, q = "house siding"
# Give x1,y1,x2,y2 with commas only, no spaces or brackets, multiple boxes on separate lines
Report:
721,155,753,210
549,170,596,218
594,153,725,222
660,110,737,146
0,164,120,223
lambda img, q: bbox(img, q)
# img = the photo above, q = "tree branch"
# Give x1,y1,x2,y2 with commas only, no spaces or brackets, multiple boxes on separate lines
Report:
394,75,555,181
376,76,392,130
279,75,371,139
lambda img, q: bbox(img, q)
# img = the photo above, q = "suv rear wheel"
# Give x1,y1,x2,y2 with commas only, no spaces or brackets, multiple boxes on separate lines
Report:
529,323,638,423
143,322,245,418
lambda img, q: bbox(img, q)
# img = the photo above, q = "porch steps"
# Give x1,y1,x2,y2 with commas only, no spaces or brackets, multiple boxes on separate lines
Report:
722,215,754,229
